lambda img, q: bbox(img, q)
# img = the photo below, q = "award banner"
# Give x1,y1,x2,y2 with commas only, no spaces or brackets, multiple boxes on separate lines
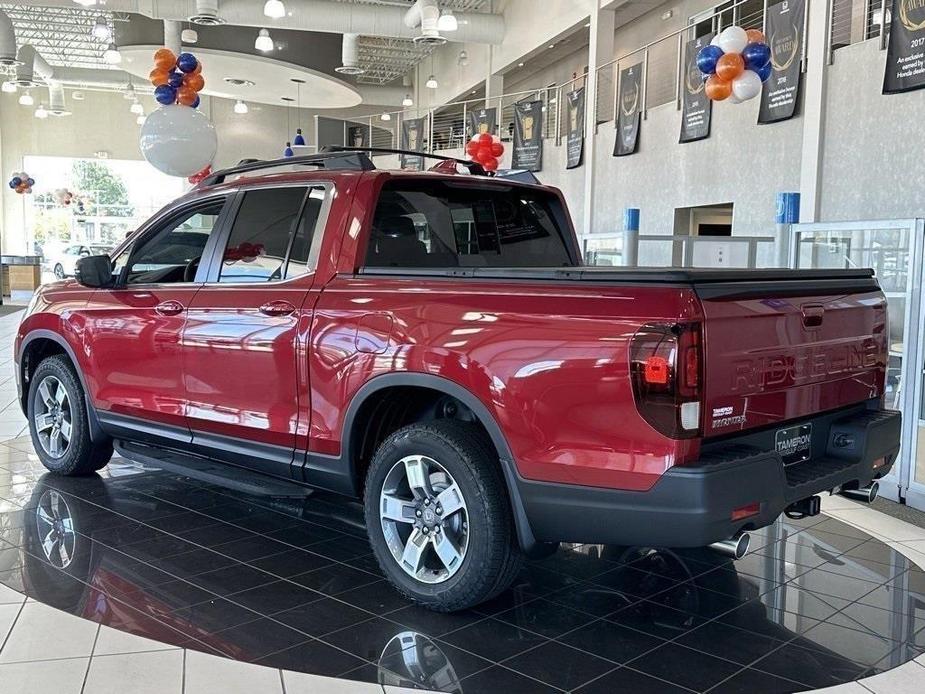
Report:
680,34,714,143
883,0,925,93
400,116,426,170
565,88,585,170
614,64,641,156
467,107,497,138
758,0,805,124
512,100,544,171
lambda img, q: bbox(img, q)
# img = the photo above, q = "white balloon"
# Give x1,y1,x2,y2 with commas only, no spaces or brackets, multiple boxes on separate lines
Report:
710,34,722,48
139,104,217,177
727,93,743,104
717,26,749,55
731,70,762,101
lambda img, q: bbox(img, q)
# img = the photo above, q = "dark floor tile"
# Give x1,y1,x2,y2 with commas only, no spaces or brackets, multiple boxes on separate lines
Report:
558,618,665,665
264,523,342,549
750,642,868,689
470,587,543,617
305,535,374,561
334,579,411,614
212,617,310,662
377,634,492,684
144,510,220,534
187,563,276,596
159,547,239,576
838,540,915,568
459,665,560,694
573,666,691,694
289,562,380,595
176,522,259,548
798,621,905,666
494,597,595,639
255,638,367,676
545,580,642,616
210,536,294,563
675,620,793,665
249,548,331,578
171,597,261,632
627,642,743,691
442,617,548,662
322,616,417,662
228,579,323,615
272,596,371,637
716,598,823,639
606,599,708,641
785,569,883,602
502,641,614,691
713,666,814,694
387,604,487,638
343,553,384,578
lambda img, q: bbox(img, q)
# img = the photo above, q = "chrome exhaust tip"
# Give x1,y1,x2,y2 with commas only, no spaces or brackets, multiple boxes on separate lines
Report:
841,482,879,504
708,532,750,560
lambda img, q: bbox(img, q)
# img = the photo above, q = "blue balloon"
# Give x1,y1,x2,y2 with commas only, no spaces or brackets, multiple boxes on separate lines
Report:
191,95,200,108
167,70,184,88
696,44,724,75
756,61,773,82
742,42,772,71
177,52,198,74
9,177,20,188
26,178,35,186
154,84,177,105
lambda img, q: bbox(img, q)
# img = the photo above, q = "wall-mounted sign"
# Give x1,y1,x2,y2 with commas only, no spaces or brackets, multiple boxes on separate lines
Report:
467,107,498,138
680,34,714,143
758,0,805,124
400,116,426,170
884,0,925,93
565,88,585,169
512,99,544,171
614,65,641,156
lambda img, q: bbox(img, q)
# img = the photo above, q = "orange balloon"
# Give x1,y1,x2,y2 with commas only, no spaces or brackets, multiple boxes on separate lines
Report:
746,28,767,44
184,72,205,92
153,48,177,70
705,75,732,101
177,85,198,106
715,52,745,81
149,68,170,87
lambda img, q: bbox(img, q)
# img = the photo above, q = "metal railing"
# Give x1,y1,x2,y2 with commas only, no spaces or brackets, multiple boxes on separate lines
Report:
830,0,890,56
583,233,776,269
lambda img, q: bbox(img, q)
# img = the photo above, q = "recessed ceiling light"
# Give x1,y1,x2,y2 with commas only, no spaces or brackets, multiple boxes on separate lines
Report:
380,112,391,121
234,99,248,114
130,100,143,115
103,43,121,64
71,91,85,101
34,103,48,119
181,28,199,43
18,92,33,106
255,28,274,52
402,94,413,107
91,15,111,41
518,62,524,67
136,113,146,125
223,77,256,87
426,74,438,89
437,10,458,32
1,81,16,93
548,43,555,49
264,0,286,19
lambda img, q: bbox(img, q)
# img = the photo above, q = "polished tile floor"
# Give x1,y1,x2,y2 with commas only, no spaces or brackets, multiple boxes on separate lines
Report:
0,433,923,694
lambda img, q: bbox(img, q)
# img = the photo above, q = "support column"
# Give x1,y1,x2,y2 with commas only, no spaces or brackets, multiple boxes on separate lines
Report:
581,6,615,237
163,20,182,55
797,0,832,222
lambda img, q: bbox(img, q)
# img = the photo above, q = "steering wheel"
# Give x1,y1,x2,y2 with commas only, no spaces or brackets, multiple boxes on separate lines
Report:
183,256,200,282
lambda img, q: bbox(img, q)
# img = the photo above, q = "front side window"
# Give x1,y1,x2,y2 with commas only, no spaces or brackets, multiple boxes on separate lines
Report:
365,179,573,269
125,199,225,285
217,186,322,284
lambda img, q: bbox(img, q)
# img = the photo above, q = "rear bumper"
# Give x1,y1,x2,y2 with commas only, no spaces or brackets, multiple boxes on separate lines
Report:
516,407,901,548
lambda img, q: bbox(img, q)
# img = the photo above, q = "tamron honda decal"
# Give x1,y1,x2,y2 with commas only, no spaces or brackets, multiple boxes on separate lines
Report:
758,0,805,124
884,0,925,93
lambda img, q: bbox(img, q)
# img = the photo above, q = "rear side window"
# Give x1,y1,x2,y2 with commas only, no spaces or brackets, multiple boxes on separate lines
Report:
218,187,319,283
365,179,573,268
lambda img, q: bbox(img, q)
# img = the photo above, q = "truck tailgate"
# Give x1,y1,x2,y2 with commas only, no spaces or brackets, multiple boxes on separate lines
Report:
695,270,887,439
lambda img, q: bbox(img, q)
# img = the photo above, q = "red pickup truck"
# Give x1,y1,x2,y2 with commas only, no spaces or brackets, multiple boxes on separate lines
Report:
15,150,901,611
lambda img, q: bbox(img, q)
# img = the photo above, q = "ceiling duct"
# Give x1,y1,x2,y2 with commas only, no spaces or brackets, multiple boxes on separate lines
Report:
0,10,18,66
335,33,364,75
189,0,225,26
404,0,447,46
12,44,53,88
48,82,71,116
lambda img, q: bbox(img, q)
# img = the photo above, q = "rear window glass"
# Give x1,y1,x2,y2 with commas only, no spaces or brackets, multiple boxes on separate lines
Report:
365,179,573,268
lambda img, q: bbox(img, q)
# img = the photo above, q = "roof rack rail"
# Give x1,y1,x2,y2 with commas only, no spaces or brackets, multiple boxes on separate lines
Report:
200,150,377,186
322,146,487,176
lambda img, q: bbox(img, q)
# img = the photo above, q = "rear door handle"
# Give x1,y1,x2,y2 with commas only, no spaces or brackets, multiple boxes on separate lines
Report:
155,300,184,316
259,300,296,317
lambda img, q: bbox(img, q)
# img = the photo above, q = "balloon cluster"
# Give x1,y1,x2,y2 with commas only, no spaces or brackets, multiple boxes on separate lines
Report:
53,188,75,206
149,48,205,108
697,26,772,103
187,165,212,185
8,171,35,195
465,133,504,172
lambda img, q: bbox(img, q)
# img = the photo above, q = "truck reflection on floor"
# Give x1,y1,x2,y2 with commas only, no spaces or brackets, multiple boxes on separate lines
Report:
2,472,923,693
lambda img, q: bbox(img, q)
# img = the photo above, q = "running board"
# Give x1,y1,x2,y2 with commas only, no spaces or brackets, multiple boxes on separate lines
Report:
115,441,312,499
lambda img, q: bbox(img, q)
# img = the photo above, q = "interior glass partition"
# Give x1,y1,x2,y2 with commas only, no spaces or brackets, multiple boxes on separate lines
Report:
791,220,925,511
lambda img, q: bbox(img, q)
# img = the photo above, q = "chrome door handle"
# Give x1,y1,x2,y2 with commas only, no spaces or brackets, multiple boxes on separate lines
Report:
155,300,184,316
259,300,296,317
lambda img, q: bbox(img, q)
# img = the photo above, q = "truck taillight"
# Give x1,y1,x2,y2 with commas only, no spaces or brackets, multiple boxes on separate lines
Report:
629,323,703,439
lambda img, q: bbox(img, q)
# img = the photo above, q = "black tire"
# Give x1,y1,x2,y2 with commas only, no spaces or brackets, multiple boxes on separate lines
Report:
364,420,523,612
27,355,112,475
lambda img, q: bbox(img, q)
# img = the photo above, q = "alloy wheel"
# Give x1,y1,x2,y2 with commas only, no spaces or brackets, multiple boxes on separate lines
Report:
33,375,72,458
35,489,76,569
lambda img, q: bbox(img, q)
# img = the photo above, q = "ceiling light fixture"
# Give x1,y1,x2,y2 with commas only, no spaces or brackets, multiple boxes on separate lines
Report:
34,103,48,119
18,92,33,106
457,50,468,67
72,91,85,101
1,81,16,93
123,82,136,100
91,15,111,41
255,28,274,52
263,0,286,19
402,94,413,107
73,0,98,6
181,28,199,43
234,99,248,114
283,141,294,158
103,43,121,64
292,78,305,145
437,10,458,32
136,113,146,125
130,100,143,115
426,74,438,89
380,112,391,121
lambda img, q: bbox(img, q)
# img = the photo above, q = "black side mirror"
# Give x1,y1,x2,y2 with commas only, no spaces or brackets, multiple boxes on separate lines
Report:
74,255,114,288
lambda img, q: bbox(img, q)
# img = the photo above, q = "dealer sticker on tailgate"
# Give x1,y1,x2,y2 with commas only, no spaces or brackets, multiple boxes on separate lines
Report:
775,423,813,466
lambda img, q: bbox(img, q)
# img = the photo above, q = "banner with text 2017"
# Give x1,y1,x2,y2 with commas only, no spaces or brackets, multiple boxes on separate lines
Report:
884,0,925,94
680,33,714,143
758,0,805,124
614,64,642,156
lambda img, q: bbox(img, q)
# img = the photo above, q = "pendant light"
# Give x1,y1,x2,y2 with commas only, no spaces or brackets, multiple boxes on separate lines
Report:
282,95,294,157
284,142,294,158
255,28,274,52
292,78,305,146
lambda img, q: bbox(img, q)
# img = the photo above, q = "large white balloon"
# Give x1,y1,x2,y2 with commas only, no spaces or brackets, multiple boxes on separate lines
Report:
731,70,762,102
716,26,749,55
139,105,217,177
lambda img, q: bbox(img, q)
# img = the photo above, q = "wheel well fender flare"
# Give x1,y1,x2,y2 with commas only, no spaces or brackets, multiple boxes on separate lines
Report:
342,372,538,552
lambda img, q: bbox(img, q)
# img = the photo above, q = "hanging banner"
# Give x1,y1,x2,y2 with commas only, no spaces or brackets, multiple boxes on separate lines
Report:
680,33,714,143
512,100,544,171
883,0,925,93
758,0,805,124
565,88,585,169
400,116,426,170
346,125,367,148
614,65,641,156
467,107,497,138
